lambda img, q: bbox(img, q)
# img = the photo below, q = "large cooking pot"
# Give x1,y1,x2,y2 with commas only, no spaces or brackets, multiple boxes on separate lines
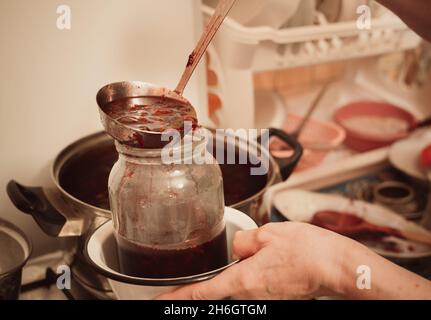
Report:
7,128,301,298
7,128,301,238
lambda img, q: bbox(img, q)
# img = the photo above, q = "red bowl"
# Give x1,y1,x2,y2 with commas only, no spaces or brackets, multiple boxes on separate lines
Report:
334,101,416,152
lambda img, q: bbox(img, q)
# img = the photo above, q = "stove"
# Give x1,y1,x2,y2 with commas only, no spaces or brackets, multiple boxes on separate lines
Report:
19,251,114,300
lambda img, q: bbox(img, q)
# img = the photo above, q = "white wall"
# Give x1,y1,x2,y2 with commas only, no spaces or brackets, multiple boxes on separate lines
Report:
0,0,207,256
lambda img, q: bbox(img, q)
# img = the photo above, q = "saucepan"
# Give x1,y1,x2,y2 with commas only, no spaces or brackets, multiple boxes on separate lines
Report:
84,207,257,300
0,218,32,300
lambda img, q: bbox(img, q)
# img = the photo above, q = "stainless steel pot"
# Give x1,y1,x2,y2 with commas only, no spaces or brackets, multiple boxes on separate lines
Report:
7,129,301,238
0,218,32,300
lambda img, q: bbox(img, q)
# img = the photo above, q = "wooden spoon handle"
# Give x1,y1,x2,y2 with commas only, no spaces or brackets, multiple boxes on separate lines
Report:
175,0,236,95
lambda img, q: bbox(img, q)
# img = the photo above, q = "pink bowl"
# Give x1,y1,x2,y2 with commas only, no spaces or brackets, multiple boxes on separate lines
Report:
334,101,417,152
283,113,346,149
270,113,346,172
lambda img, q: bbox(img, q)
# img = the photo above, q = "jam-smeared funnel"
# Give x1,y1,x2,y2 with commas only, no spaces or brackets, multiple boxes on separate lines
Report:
96,81,197,149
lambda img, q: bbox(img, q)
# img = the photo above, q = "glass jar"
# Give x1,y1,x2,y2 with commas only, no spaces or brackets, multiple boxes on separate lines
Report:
108,129,227,278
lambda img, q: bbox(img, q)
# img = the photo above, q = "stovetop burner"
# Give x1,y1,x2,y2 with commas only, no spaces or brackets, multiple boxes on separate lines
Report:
19,251,114,300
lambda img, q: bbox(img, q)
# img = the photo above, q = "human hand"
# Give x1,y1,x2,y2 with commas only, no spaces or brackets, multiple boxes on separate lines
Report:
157,222,349,300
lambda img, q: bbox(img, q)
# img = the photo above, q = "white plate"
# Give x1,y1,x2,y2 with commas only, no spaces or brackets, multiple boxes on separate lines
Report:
273,189,431,259
389,129,431,181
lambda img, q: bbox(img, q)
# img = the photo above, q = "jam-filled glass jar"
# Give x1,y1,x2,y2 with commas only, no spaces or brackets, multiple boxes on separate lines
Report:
108,129,228,278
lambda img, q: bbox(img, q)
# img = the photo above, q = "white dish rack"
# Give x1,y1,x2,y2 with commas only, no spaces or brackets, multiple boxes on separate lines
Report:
203,4,422,129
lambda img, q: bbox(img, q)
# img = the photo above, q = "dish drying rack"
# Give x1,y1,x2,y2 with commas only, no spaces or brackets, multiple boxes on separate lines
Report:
203,4,422,129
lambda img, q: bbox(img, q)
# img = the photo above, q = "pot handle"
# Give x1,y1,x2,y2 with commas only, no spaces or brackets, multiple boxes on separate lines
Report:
7,180,66,237
264,128,303,181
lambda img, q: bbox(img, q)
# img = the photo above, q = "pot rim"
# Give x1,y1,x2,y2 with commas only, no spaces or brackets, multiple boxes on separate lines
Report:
0,218,33,277
51,132,112,218
51,131,279,216
228,146,278,209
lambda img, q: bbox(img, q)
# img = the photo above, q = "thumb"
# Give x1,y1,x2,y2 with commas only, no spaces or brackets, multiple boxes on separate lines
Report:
232,229,263,260
156,262,243,300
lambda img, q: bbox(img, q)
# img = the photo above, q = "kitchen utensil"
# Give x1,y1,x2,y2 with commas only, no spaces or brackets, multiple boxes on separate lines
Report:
272,189,431,259
373,181,418,219
0,218,32,300
270,112,345,172
84,207,257,300
282,113,346,151
334,101,417,151
311,211,431,246
175,0,236,94
389,128,431,181
96,82,197,149
268,84,342,172
291,83,330,142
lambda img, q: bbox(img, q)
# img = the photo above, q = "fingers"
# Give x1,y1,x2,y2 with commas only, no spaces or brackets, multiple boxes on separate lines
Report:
157,226,277,300
232,226,273,260
156,263,243,300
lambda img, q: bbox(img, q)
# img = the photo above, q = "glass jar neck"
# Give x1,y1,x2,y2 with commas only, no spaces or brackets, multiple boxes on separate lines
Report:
115,130,209,164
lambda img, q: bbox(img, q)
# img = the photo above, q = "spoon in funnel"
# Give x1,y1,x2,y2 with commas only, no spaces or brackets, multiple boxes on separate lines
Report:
175,0,237,95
